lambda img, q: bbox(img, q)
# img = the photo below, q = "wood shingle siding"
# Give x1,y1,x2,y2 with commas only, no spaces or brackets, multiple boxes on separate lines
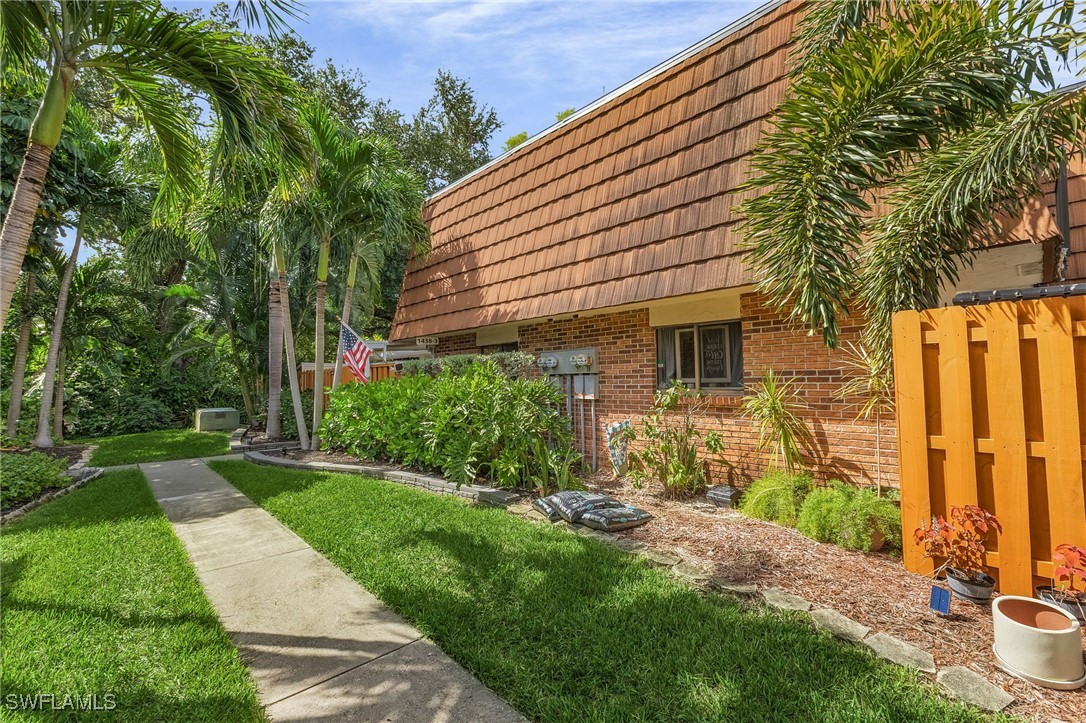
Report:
391,1,802,340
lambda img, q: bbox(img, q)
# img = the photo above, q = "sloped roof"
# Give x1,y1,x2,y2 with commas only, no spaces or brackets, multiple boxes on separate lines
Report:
390,0,1060,340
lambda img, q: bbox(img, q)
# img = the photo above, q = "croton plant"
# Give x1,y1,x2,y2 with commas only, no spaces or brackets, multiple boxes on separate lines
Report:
1053,543,1086,596
914,505,1002,579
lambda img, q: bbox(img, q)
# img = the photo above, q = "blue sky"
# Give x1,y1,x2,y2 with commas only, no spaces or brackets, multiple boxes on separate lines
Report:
173,0,769,153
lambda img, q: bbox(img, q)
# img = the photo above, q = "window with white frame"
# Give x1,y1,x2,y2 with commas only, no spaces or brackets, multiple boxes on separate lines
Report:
655,321,742,389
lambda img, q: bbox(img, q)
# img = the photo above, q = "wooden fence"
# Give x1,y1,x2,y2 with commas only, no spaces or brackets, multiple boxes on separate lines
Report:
892,296,1086,596
298,363,400,406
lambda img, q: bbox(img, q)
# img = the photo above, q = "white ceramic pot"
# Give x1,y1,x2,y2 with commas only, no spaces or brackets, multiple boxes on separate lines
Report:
992,595,1086,690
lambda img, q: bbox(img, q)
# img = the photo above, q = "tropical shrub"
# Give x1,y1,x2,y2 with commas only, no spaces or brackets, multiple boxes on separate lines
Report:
739,469,813,527
320,361,580,490
400,351,534,380
797,481,901,551
740,370,811,473
1,451,68,508
624,382,730,498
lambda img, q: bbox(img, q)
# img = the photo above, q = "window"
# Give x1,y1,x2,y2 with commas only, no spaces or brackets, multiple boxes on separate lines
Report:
655,321,742,389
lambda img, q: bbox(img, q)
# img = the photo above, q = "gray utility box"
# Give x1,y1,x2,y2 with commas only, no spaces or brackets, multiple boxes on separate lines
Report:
195,408,240,432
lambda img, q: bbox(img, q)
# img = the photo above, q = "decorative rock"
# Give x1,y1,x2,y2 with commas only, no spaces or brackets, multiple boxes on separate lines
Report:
611,538,646,553
863,632,936,674
709,577,759,596
639,549,681,567
505,503,534,517
585,529,618,543
672,562,711,585
810,608,871,643
761,588,812,612
478,490,521,508
937,667,1014,712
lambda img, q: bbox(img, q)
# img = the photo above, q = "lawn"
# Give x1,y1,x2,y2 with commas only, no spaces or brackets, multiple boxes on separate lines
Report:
0,469,263,722
210,460,1000,723
84,429,231,466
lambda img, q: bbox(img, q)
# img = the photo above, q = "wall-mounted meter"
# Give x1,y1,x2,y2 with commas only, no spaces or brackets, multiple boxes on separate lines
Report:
538,348,599,375
569,353,593,368
537,355,559,371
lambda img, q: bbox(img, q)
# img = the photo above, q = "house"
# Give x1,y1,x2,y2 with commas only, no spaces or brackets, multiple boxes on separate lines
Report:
389,0,1084,485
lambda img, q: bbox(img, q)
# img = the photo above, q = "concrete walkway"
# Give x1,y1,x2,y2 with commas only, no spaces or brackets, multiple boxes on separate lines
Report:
141,457,522,722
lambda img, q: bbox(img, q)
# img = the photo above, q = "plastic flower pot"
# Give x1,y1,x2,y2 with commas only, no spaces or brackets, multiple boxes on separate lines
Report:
945,567,995,603
992,595,1086,690
1035,586,1086,623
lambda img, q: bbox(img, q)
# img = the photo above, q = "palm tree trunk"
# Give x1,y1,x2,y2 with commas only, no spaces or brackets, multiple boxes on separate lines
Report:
5,275,36,439
331,245,359,393
266,258,284,438
275,244,309,448
34,220,82,448
310,236,331,450
0,64,76,331
0,143,54,332
53,347,65,443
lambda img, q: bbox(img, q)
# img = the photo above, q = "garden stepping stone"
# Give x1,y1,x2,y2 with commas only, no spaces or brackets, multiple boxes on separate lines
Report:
810,608,870,643
639,549,681,567
761,588,812,612
863,632,936,674
936,667,1014,712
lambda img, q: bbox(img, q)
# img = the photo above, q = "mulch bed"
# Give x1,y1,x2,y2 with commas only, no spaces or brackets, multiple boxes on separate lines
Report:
1,444,90,468
589,474,1085,723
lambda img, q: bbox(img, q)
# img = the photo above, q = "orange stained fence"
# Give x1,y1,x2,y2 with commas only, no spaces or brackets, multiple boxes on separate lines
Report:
298,362,400,403
892,296,1086,596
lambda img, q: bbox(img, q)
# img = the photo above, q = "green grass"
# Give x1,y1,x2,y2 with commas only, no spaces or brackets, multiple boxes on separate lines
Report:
0,469,263,722
84,430,231,466
210,460,1002,723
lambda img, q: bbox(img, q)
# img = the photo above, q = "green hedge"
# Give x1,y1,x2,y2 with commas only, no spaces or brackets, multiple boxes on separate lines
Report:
1,451,68,509
320,361,580,490
400,351,535,379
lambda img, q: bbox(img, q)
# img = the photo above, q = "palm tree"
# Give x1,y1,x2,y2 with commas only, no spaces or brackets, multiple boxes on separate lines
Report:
32,253,128,443
0,0,309,330
265,104,427,448
34,138,135,448
739,0,1086,354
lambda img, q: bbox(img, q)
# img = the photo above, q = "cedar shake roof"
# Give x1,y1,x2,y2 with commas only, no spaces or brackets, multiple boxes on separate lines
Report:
390,0,1061,341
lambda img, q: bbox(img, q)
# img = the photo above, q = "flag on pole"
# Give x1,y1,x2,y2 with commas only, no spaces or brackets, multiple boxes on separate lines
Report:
340,323,372,382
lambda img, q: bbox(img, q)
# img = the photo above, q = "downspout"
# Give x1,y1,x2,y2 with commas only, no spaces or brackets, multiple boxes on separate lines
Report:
1055,157,1071,282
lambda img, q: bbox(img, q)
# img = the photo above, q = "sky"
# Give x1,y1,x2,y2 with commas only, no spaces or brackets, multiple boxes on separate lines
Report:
171,0,770,153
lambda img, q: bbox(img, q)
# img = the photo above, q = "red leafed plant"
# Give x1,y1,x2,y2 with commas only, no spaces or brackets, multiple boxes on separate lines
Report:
913,505,1002,580
1053,544,1086,595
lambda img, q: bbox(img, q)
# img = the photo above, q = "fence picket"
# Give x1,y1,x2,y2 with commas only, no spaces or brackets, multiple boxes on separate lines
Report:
981,302,1031,596
1033,299,1086,555
893,310,933,575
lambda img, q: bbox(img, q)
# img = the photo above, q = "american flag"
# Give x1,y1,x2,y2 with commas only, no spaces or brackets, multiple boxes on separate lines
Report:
340,323,372,382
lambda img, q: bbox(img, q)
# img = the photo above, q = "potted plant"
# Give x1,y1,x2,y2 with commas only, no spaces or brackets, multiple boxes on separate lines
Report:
914,505,1002,603
1036,544,1086,623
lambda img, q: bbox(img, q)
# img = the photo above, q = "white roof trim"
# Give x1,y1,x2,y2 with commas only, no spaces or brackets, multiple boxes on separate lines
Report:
427,0,790,202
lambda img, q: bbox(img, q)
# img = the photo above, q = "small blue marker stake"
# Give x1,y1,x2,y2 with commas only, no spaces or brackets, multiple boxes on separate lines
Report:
929,586,951,615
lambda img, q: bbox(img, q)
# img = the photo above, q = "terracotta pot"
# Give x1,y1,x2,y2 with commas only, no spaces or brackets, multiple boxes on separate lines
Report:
946,567,995,603
1036,586,1086,623
992,595,1086,690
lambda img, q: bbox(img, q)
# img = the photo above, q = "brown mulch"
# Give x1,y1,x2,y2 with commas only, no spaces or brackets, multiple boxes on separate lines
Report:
590,474,1084,723
1,444,90,468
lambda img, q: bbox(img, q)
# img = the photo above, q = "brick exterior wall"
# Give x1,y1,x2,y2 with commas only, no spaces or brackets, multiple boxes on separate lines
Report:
515,294,898,488
434,333,480,356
